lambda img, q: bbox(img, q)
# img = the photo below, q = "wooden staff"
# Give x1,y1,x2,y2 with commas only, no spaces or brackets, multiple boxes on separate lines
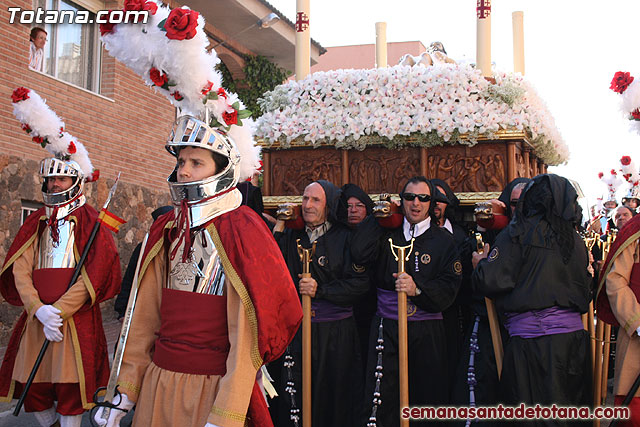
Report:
389,237,414,427
296,239,316,427
601,323,612,403
581,233,597,371
475,233,503,378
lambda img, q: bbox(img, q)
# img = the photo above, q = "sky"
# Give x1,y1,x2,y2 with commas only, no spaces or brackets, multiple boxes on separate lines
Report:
267,0,640,211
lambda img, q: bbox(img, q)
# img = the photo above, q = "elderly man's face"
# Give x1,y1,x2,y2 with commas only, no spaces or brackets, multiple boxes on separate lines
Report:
433,186,448,226
614,207,633,230
46,176,73,193
177,146,217,183
402,181,431,225
347,196,367,226
302,183,327,227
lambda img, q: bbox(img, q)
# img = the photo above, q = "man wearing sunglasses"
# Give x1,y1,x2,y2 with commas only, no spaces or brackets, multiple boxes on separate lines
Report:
361,176,462,426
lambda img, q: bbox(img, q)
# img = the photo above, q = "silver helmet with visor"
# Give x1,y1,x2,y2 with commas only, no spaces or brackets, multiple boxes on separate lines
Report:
39,157,84,207
165,114,242,226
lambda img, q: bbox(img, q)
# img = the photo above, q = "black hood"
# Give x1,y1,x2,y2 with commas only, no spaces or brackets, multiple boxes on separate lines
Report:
430,179,459,222
337,183,373,225
316,180,342,224
508,174,581,264
498,177,531,218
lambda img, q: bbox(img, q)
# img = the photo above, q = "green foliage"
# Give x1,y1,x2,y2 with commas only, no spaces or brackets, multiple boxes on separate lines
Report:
217,55,290,118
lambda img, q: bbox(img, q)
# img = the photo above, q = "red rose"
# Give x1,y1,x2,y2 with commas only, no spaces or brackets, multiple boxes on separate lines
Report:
217,88,227,99
610,71,634,94
32,136,44,144
123,0,157,14
171,91,184,101
99,11,118,36
201,81,213,95
21,123,31,133
88,169,100,182
68,141,77,154
164,8,199,41
222,109,238,126
11,87,30,103
611,169,617,175
144,2,158,14
598,172,604,179
632,109,640,120
621,155,632,165
149,67,168,87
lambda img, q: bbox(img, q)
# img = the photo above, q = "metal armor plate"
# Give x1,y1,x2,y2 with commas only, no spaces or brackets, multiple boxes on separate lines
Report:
37,220,76,269
167,227,225,295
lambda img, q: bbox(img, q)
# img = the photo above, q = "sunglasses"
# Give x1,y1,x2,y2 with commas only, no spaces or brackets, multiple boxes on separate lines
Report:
402,193,431,202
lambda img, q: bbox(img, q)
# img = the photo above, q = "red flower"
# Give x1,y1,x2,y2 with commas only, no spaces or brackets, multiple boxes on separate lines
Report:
88,169,100,182
11,87,30,103
32,136,44,144
621,155,632,166
68,141,77,154
201,81,213,95
598,172,604,179
123,0,157,14
217,88,227,99
611,169,617,175
99,11,118,36
149,67,168,87
171,91,184,101
164,8,199,41
632,109,640,120
222,109,238,126
21,123,31,133
610,71,634,94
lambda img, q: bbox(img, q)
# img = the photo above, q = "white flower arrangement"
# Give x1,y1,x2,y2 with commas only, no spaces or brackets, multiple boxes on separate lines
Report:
256,64,569,165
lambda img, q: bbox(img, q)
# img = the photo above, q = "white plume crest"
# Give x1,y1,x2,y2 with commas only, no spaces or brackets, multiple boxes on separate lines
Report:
101,1,259,180
11,88,94,178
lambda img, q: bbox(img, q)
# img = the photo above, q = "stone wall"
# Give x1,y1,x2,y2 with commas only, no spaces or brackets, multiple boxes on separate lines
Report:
0,155,171,346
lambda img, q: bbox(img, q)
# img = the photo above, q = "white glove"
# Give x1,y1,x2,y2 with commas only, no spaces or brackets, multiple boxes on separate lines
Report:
636,326,640,337
43,324,63,342
93,393,134,427
35,305,62,328
204,423,221,427
36,305,63,342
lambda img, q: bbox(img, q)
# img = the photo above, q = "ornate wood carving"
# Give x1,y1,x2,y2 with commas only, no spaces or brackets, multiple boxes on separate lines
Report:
427,148,506,192
269,149,342,195
349,148,420,194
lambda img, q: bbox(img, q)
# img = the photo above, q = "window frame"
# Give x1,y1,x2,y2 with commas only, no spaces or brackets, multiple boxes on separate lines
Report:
31,0,102,93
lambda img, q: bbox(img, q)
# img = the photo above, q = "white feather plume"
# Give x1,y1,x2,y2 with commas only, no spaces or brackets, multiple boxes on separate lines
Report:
101,1,259,180
12,88,94,178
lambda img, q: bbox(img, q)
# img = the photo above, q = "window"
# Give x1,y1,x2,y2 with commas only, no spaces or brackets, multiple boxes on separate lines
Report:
31,0,101,92
21,200,43,225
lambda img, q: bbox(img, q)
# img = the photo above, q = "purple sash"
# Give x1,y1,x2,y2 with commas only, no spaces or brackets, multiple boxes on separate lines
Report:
504,306,584,338
311,299,353,323
376,288,443,321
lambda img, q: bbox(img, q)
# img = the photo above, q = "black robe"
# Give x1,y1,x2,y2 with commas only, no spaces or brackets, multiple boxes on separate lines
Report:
472,174,592,426
272,222,369,427
361,222,462,427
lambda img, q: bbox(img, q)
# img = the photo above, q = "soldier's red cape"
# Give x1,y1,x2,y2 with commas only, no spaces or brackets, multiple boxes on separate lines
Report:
141,205,302,427
0,205,121,408
596,213,640,326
